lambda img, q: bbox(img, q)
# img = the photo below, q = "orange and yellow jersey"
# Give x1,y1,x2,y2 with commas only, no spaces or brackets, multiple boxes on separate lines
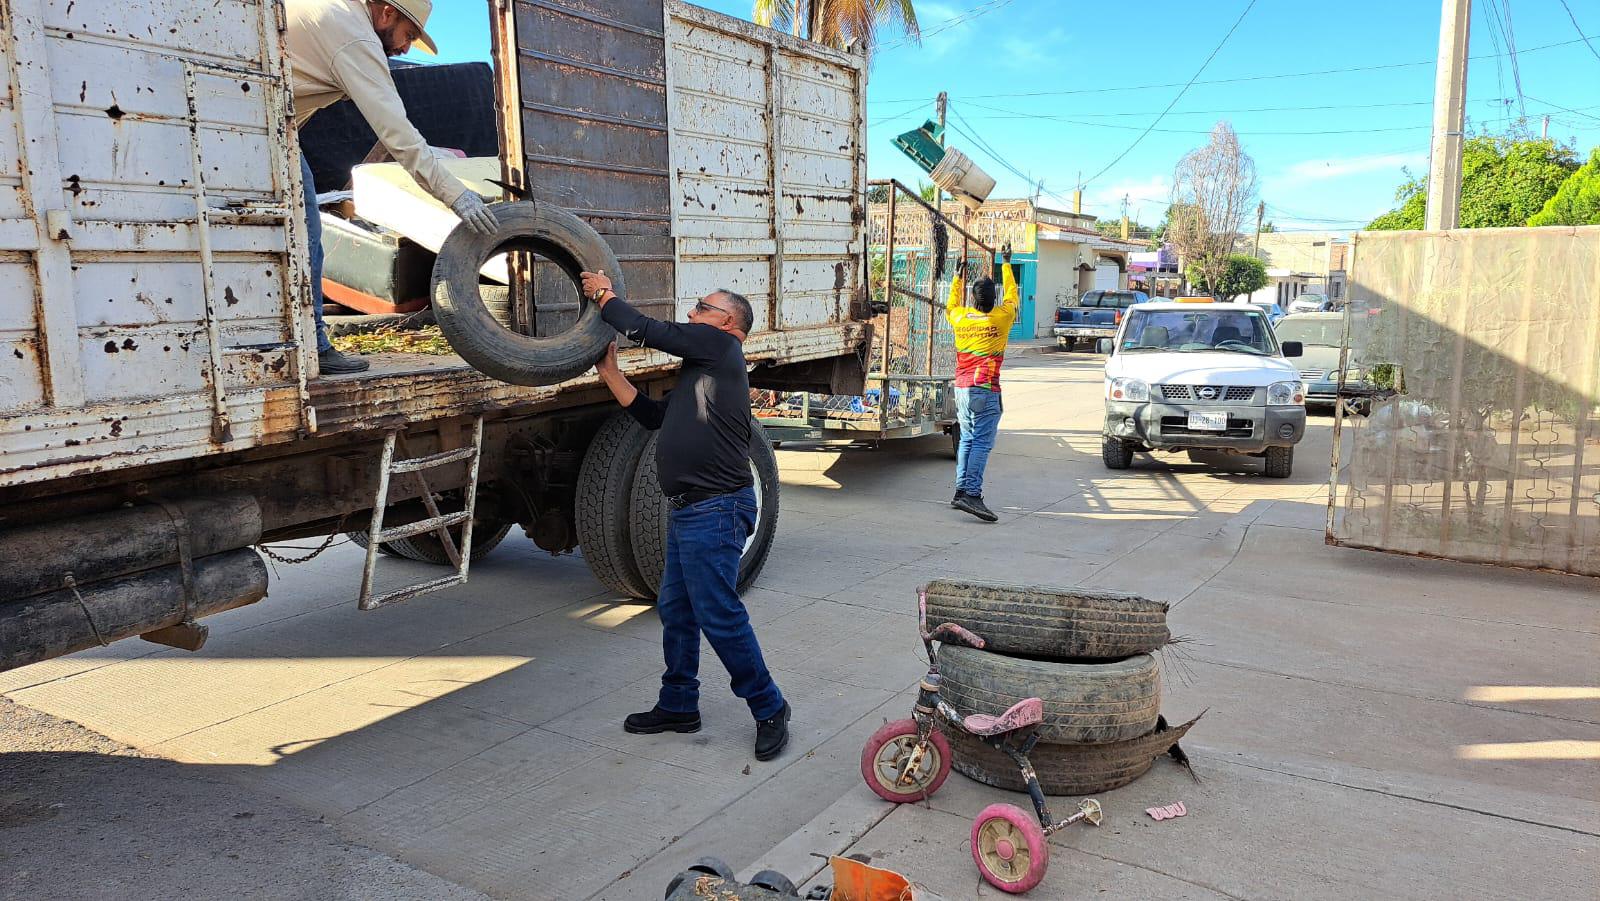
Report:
946,263,1018,391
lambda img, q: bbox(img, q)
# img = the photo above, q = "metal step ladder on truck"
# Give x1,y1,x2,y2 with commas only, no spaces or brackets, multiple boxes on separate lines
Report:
0,0,872,671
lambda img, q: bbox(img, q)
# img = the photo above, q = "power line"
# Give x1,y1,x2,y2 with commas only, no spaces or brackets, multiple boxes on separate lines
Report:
954,99,1433,136
878,0,1015,52
1558,0,1600,62
1080,0,1258,190
870,33,1600,103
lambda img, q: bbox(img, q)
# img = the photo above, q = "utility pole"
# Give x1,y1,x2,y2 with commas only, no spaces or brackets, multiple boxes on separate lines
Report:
1253,200,1265,257
1425,0,1470,230
1541,115,1550,139
1120,194,1130,240
1073,171,1082,215
935,91,947,146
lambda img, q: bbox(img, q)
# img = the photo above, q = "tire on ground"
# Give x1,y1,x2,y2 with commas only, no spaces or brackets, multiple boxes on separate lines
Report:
945,715,1198,795
629,417,780,597
1102,436,1134,469
577,411,655,599
938,645,1160,744
924,579,1170,659
1264,445,1294,479
431,201,617,386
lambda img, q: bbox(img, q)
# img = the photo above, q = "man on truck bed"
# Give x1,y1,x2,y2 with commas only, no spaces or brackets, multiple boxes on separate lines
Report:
284,0,498,374
946,245,1018,523
581,269,792,762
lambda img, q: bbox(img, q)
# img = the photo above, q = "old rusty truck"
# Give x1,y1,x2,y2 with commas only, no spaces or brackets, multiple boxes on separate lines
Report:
0,0,872,671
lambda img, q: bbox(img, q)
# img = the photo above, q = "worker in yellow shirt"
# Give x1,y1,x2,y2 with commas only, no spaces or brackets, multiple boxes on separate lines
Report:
945,244,1017,522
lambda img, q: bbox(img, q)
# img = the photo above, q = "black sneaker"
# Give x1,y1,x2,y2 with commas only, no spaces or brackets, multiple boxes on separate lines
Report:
954,493,999,522
624,706,702,734
951,490,968,508
754,702,791,761
318,347,370,374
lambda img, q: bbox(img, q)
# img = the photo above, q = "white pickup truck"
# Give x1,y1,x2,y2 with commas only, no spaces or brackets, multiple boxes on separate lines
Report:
1098,301,1307,478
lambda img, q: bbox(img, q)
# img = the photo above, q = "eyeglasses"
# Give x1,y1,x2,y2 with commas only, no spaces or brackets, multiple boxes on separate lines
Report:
693,300,732,316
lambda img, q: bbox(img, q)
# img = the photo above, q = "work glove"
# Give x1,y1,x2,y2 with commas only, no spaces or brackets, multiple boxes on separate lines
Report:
450,190,497,237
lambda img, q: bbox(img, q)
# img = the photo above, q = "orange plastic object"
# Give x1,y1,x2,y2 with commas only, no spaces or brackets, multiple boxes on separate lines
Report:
828,856,944,901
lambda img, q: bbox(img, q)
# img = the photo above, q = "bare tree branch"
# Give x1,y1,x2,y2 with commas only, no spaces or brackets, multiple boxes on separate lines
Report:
1169,122,1258,297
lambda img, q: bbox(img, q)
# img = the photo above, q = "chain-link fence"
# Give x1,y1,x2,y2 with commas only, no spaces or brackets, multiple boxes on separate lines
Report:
754,180,993,436
1329,227,1600,577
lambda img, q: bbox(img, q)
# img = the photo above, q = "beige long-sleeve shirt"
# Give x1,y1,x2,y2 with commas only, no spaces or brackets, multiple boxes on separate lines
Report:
284,0,467,206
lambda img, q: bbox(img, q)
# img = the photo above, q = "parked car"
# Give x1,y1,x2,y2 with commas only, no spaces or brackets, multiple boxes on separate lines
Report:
1099,300,1306,478
1054,290,1148,351
1287,293,1329,314
1274,312,1373,413
1248,301,1287,326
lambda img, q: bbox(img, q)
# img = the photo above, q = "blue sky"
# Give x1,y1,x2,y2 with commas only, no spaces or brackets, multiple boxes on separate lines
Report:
416,1,1600,232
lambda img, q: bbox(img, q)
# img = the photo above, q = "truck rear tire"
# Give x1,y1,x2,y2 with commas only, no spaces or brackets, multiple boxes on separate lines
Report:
939,645,1161,744
629,418,780,597
1102,436,1134,469
1264,445,1294,479
576,411,655,599
431,201,618,387
923,579,1170,660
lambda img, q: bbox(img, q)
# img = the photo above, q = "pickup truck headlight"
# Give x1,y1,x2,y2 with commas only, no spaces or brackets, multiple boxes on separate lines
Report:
1267,380,1305,405
1110,377,1150,402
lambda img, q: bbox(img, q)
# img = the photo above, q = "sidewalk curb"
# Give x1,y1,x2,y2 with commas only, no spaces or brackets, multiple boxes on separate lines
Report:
735,787,896,888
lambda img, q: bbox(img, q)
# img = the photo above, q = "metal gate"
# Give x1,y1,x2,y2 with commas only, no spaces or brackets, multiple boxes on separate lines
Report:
755,179,992,441
1328,226,1600,577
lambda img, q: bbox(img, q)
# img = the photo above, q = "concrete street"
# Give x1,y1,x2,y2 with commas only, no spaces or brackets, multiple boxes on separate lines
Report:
2,349,1595,900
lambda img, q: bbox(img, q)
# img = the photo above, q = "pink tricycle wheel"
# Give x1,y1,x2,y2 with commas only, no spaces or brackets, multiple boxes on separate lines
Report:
970,802,1049,893
860,719,952,803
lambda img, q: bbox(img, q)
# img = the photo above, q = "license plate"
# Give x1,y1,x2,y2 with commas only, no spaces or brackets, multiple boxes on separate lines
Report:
1187,411,1228,431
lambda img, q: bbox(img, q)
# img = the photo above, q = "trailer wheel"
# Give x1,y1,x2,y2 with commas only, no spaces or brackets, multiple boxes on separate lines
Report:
576,411,655,599
629,417,780,598
431,201,618,387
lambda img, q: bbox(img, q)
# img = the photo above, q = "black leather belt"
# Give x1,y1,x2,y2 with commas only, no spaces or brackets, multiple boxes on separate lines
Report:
667,489,724,510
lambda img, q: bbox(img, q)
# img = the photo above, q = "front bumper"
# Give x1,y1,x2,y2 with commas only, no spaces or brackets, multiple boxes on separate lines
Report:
1305,378,1371,406
1104,399,1305,452
1053,325,1115,339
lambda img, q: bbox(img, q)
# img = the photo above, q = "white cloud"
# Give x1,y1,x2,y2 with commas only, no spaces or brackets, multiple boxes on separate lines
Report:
1278,152,1427,184
1078,175,1174,222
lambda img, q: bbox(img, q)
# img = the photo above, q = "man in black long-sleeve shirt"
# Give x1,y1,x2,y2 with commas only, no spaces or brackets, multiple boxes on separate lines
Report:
580,270,791,762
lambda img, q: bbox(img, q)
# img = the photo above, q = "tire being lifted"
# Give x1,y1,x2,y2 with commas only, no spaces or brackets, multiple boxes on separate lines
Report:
629,418,780,598
923,579,1170,660
431,201,618,387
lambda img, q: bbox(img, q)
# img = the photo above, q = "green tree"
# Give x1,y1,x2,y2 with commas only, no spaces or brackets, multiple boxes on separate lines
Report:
1368,136,1579,230
1186,253,1267,302
1527,147,1600,226
752,0,920,54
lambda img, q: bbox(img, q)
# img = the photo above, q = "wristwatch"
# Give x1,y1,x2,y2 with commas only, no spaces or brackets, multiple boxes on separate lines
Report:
592,287,614,302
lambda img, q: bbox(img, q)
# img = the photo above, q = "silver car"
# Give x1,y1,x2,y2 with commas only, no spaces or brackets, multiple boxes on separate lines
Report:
1273,312,1369,410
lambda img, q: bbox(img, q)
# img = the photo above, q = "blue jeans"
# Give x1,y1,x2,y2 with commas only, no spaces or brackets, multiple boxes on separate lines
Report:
657,487,785,720
955,386,1002,496
300,153,331,352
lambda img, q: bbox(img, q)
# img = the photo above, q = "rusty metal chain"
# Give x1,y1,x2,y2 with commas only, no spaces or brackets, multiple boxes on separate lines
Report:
256,514,352,564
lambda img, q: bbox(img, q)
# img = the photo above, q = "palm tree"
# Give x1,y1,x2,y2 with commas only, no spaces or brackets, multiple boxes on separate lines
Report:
752,0,921,54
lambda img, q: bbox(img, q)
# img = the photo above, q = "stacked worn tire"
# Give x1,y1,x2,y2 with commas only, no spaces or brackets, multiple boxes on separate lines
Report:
925,579,1195,795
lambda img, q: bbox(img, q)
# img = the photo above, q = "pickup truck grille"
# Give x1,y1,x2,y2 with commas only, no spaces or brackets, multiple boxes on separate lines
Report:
1159,385,1258,402
1299,369,1326,381
1159,416,1255,438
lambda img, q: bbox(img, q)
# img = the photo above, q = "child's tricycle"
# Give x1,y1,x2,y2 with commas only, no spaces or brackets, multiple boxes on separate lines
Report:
858,588,1103,894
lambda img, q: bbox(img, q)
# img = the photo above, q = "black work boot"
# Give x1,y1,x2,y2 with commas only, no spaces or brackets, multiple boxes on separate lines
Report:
624,706,702,734
754,702,791,761
951,490,968,508
954,493,999,523
318,347,370,374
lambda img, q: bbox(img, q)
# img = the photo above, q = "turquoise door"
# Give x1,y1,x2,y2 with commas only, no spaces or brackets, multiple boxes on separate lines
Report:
999,257,1036,342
